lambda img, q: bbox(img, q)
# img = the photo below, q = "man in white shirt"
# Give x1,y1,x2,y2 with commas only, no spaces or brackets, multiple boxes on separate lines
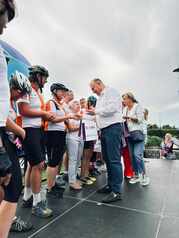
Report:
89,78,123,203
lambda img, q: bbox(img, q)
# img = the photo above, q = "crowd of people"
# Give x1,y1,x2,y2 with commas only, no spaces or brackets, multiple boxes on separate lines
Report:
0,1,151,237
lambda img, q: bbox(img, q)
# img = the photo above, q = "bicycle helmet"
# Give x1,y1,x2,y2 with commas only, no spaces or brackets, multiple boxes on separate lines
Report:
50,83,69,94
10,71,31,95
28,65,49,77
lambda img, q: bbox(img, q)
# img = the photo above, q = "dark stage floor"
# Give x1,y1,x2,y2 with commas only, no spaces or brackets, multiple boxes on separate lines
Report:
9,159,179,238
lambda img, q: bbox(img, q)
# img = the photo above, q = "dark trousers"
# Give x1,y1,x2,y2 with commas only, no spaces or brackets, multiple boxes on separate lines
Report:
101,123,123,193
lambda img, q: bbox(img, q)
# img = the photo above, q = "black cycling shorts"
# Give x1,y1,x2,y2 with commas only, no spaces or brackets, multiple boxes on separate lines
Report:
3,131,22,203
84,140,95,150
23,128,45,167
46,130,66,167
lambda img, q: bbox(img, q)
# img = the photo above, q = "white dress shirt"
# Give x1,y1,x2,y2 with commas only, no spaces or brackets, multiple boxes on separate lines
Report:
95,87,123,129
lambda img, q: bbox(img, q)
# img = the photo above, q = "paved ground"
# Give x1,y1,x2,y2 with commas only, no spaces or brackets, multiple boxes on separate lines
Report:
9,159,179,238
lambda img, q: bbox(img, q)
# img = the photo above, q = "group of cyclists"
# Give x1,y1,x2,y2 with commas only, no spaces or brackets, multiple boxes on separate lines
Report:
0,2,102,236
0,1,151,237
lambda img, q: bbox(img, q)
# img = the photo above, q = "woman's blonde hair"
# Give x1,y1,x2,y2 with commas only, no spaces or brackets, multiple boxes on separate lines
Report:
165,133,172,140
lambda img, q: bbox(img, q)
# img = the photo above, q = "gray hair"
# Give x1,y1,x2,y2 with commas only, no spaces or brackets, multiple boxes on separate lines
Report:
122,92,138,103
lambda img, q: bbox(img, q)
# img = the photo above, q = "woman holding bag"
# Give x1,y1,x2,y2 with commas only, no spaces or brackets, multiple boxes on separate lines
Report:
122,92,150,186
122,98,133,179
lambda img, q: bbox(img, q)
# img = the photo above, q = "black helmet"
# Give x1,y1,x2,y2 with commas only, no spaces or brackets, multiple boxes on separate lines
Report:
10,71,32,95
28,65,49,78
50,83,69,94
28,65,49,92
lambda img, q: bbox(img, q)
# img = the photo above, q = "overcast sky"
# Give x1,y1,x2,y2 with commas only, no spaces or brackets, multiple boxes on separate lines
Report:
2,0,179,126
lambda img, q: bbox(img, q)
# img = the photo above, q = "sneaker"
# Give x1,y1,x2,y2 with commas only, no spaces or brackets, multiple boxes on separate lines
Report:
129,176,141,184
80,177,93,185
32,201,53,218
22,196,33,208
86,176,96,182
102,192,122,203
94,168,101,175
54,182,66,190
55,176,66,187
89,170,100,176
47,186,64,198
140,175,150,186
90,167,101,175
62,173,69,182
10,217,33,232
97,185,112,194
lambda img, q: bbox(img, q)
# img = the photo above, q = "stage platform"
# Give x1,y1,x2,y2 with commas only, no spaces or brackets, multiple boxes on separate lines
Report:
9,159,179,238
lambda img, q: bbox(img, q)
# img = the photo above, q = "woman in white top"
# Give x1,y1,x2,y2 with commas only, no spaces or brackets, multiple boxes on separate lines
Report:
123,92,150,186
45,83,76,195
66,100,84,190
18,65,55,218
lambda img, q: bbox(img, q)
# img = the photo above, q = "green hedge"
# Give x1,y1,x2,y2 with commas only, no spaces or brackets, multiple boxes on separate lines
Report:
146,136,162,147
148,129,179,139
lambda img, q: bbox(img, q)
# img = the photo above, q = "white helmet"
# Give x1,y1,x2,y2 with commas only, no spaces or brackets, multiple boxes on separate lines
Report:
10,71,31,95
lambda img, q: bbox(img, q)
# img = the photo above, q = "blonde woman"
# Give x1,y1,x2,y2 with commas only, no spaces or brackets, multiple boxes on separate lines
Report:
160,133,178,160
66,100,84,190
123,92,150,186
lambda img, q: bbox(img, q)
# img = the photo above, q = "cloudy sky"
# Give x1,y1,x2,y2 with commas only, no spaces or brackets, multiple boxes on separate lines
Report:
2,0,179,126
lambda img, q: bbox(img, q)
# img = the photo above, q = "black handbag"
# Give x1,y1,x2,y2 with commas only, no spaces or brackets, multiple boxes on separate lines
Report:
128,130,145,143
124,106,144,143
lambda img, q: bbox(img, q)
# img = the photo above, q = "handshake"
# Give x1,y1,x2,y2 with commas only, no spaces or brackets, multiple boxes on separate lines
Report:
42,111,83,122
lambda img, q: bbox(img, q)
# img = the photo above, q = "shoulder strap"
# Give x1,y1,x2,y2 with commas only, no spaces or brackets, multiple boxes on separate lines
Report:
49,99,60,111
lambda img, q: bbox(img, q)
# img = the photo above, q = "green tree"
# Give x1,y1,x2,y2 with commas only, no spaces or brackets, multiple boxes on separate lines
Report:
148,124,159,129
